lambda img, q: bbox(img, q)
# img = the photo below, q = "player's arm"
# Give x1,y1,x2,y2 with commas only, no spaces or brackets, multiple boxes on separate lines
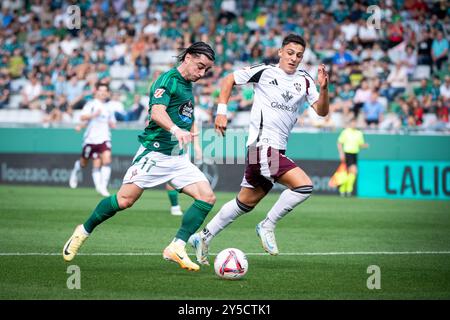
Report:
151,104,196,148
190,122,202,162
215,72,236,136
311,64,329,117
337,142,345,162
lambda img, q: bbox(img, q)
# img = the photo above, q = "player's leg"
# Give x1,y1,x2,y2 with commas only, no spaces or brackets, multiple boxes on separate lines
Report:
166,183,183,216
257,166,313,255
346,164,358,196
92,157,108,196
69,156,88,189
163,160,216,271
63,183,143,262
99,148,112,196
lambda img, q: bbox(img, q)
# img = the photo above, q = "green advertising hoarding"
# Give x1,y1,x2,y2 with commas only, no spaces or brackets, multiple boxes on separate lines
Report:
358,160,450,200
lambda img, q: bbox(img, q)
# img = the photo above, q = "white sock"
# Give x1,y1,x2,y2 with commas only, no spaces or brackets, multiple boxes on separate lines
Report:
80,224,90,236
101,165,111,189
173,238,186,246
73,160,81,172
92,168,102,190
262,186,313,230
202,198,253,244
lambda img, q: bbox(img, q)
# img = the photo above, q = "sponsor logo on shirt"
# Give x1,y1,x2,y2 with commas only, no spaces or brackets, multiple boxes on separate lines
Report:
154,88,165,98
270,101,297,113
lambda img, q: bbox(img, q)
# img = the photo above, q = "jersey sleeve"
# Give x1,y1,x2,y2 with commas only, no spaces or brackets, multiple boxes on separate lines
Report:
233,64,268,85
80,100,94,117
305,78,320,106
149,77,175,107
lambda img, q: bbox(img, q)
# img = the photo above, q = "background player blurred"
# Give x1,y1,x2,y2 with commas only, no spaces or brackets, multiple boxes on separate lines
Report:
69,82,116,197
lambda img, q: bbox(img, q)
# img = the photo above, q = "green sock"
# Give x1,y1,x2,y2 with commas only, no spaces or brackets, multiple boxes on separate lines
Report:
175,200,214,242
347,173,356,194
167,190,179,207
83,194,122,233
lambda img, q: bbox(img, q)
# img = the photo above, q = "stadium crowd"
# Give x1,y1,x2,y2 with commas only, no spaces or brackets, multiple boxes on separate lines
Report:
0,0,449,132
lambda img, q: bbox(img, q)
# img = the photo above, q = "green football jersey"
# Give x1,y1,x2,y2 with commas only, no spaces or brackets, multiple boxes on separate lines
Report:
138,68,195,156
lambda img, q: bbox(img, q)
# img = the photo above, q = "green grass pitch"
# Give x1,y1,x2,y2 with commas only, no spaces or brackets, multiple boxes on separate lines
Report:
0,185,449,299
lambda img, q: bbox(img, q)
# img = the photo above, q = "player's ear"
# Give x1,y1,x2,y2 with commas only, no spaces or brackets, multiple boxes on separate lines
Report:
278,48,282,58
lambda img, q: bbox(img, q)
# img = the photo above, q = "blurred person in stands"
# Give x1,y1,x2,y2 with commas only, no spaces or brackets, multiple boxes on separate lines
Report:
19,74,42,110
337,117,369,196
69,82,116,197
431,30,448,73
363,90,385,128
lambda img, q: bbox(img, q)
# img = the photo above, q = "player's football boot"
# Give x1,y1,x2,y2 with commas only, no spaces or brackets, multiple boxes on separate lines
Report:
163,242,200,271
170,205,183,216
188,232,210,266
63,225,89,262
256,222,279,255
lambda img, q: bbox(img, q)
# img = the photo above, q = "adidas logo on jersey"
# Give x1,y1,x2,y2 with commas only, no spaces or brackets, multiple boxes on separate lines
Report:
269,79,278,85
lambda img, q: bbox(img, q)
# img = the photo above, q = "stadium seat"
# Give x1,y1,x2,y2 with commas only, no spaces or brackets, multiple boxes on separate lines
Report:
413,65,431,80
149,50,177,66
8,94,22,109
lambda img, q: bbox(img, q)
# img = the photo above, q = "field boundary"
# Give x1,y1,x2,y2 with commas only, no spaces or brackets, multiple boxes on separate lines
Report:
1,251,450,256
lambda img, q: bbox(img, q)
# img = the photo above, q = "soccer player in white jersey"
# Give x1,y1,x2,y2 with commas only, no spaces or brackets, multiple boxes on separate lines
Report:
189,34,329,265
69,82,116,197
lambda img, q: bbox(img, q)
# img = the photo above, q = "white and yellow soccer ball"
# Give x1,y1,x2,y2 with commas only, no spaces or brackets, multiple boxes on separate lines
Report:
214,248,248,280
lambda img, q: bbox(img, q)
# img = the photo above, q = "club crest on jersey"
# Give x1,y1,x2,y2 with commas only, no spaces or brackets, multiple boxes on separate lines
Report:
294,83,301,93
178,100,194,124
154,88,165,98
282,91,293,103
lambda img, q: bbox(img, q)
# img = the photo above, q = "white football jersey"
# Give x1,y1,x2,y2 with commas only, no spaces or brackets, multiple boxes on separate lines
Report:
81,99,116,145
233,64,320,150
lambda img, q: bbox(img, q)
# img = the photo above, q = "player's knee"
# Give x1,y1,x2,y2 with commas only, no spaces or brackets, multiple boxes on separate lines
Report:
117,196,136,209
197,191,216,205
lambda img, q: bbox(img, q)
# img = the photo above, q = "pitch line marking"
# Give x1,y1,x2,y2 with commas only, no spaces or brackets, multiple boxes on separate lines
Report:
1,251,450,256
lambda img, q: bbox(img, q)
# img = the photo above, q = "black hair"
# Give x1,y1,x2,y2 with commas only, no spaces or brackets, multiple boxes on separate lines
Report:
177,42,215,63
95,81,109,91
282,34,306,48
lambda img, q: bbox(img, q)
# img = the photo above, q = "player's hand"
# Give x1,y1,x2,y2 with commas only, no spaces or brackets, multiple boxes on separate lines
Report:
215,114,228,137
317,64,328,89
174,129,197,149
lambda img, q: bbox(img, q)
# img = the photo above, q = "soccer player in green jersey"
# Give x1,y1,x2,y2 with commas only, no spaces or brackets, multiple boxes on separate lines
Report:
337,117,369,196
63,42,216,272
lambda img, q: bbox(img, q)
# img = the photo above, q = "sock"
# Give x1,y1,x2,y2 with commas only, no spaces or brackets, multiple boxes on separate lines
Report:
167,190,179,207
339,178,347,194
73,160,81,171
202,198,253,244
101,165,111,189
92,168,102,190
172,238,186,246
346,173,356,194
83,194,122,233
262,185,313,230
175,200,214,242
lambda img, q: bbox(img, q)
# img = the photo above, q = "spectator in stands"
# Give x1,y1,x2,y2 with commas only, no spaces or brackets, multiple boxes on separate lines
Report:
401,44,418,80
20,74,42,110
363,90,385,128
431,30,449,73
352,79,371,117
381,60,408,101
0,73,11,109
332,43,354,68
440,76,450,103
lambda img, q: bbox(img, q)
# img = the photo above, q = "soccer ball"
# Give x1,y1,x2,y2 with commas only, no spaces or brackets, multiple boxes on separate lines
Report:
214,248,248,280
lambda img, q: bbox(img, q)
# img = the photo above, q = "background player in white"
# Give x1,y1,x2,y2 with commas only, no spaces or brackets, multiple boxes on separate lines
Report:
189,34,329,265
69,82,116,197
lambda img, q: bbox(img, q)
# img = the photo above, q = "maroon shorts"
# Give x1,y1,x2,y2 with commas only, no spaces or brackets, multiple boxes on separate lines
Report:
241,145,298,193
81,141,111,160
